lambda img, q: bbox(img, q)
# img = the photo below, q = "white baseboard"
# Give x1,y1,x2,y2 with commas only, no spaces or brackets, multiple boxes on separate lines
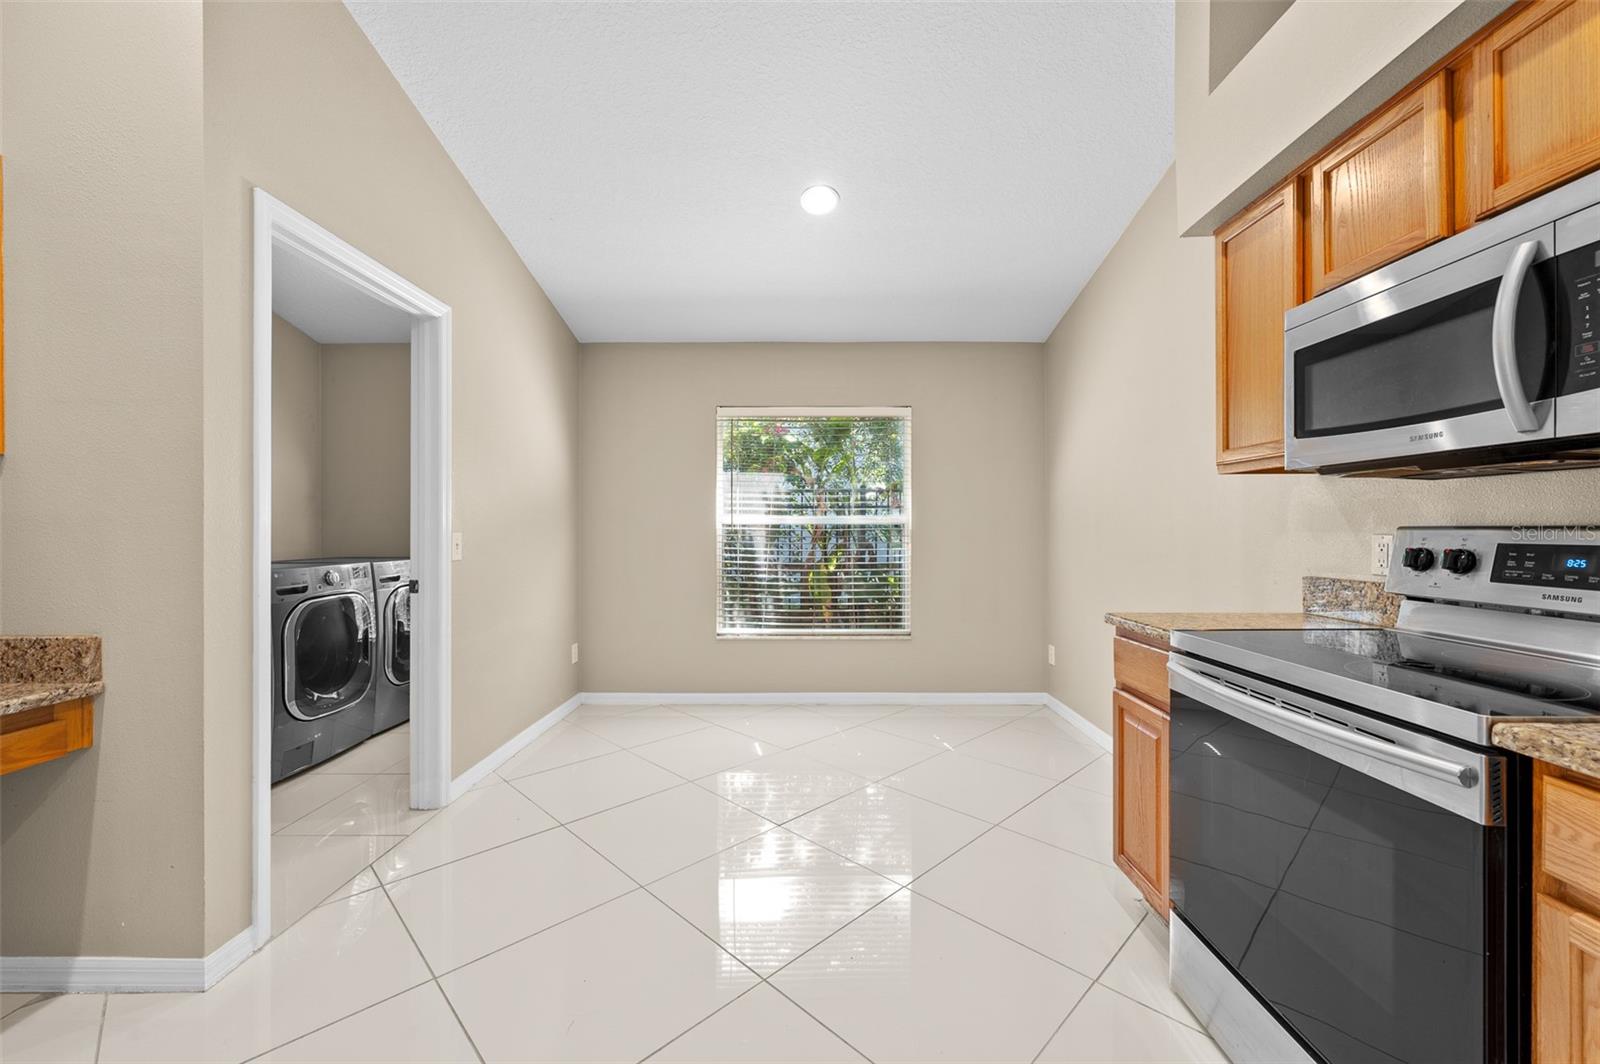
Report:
580,691,1050,706
1043,694,1113,752
0,927,253,994
447,691,582,801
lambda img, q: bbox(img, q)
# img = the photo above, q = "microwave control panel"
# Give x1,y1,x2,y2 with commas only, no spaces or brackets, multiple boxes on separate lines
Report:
1562,240,1600,393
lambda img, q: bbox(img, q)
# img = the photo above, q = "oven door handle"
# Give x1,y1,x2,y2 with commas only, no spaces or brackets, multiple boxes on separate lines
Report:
1491,238,1546,434
1169,662,1480,788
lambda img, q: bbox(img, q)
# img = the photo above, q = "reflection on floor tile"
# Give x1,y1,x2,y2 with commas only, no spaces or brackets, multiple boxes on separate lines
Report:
1099,914,1201,1030
572,707,709,748
1003,779,1115,865
633,724,777,779
884,751,1056,823
712,710,847,747
911,828,1145,977
699,749,869,824
441,890,758,1063
959,721,1101,779
1038,985,1227,1063
792,727,942,780
384,828,635,973
275,773,435,837
270,772,371,832
257,982,477,1063
649,985,867,1062
309,725,410,775
371,780,557,885
508,749,683,822
568,782,775,884
272,833,403,935
99,891,430,1063
651,828,899,975
0,993,104,1064
867,711,1013,749
496,721,618,780
786,784,989,885
772,889,1091,1063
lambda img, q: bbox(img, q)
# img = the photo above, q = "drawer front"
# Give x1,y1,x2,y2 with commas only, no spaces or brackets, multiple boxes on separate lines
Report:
1542,774,1600,890
1113,635,1170,710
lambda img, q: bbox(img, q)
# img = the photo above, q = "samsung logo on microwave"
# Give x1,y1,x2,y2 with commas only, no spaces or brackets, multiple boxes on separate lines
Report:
1409,430,1446,443
1542,593,1586,604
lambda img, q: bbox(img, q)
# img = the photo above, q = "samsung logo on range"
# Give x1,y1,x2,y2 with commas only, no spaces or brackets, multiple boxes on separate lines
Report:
1542,593,1586,604
1409,430,1445,443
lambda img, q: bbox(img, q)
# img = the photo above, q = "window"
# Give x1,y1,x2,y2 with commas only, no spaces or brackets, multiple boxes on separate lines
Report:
716,407,910,637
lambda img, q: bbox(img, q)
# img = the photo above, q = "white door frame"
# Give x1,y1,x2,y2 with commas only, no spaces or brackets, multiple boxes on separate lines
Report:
251,189,453,948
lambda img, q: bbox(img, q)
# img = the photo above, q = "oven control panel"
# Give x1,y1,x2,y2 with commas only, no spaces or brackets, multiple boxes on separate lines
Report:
1388,526,1600,617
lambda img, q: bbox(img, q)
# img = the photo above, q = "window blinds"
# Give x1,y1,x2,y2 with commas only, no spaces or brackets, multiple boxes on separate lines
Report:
716,409,910,636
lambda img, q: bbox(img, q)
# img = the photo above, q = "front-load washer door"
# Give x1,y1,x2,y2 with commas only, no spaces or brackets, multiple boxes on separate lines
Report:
284,592,374,720
385,585,411,687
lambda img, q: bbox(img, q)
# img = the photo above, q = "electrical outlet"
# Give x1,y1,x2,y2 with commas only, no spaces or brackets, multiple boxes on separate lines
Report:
1371,533,1394,577
451,532,464,561
1047,644,1056,666
570,642,580,665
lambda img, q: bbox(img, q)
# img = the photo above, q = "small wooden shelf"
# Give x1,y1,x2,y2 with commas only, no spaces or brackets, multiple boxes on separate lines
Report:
0,697,95,775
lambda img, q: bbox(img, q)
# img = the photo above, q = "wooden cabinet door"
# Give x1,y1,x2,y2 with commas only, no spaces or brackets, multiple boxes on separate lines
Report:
1307,74,1451,295
1470,0,1600,221
1113,689,1169,917
1215,182,1300,473
1535,893,1600,1063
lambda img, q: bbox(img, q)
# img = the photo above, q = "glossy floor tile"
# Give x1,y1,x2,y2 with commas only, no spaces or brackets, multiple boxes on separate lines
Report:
771,889,1093,1063
785,783,990,885
64,704,1222,1063
440,890,759,1062
509,748,683,822
910,828,1145,977
567,782,775,883
699,749,870,824
256,983,477,1063
99,891,431,1063
648,985,866,1062
384,827,635,972
309,724,411,775
1037,985,1228,1063
370,780,558,885
0,993,105,1063
650,828,899,975
495,721,619,780
883,750,1057,823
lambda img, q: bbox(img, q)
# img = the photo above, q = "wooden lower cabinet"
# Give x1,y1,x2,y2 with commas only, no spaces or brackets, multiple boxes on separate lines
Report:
1534,762,1600,1062
1111,630,1171,917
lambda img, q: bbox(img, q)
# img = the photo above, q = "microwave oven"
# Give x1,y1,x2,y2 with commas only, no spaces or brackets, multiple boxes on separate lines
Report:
1284,170,1600,476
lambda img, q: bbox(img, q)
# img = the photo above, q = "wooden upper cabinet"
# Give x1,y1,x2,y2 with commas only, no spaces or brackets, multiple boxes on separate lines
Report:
1307,73,1452,295
1215,182,1301,473
1469,0,1600,221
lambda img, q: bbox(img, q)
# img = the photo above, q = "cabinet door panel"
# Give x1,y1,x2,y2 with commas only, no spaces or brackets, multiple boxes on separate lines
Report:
1470,0,1600,220
1535,893,1600,1063
1215,183,1300,473
1308,74,1450,294
1113,689,1169,917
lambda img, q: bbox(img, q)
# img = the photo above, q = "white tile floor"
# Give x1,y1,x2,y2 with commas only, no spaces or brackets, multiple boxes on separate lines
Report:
0,704,1228,1064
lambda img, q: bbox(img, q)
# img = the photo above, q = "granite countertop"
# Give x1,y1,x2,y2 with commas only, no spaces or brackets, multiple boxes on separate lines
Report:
1493,722,1600,778
0,636,104,716
1105,576,1402,645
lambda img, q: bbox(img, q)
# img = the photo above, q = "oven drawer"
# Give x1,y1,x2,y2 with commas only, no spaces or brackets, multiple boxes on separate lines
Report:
1540,774,1600,891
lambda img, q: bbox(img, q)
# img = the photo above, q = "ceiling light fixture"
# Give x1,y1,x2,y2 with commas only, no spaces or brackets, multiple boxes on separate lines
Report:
800,185,840,216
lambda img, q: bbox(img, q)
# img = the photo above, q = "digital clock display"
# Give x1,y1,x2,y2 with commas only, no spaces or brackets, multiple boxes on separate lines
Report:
1566,556,1591,570
1492,543,1600,586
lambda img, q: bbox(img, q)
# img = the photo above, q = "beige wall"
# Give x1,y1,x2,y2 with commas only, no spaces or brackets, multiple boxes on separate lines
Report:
0,2,207,957
1043,166,1600,734
578,343,1046,694
271,316,323,559
320,343,410,559
202,0,579,951
269,317,410,561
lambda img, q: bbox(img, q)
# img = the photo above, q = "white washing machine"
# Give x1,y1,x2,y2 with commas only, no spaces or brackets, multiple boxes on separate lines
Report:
370,557,411,735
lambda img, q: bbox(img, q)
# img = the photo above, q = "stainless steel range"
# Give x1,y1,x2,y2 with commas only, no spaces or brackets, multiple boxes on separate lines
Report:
1166,526,1600,1064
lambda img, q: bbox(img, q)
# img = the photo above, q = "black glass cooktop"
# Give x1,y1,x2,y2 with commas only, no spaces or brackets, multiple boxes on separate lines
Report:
1172,626,1600,744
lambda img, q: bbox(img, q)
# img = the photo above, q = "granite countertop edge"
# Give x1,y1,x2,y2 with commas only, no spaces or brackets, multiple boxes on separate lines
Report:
1492,722,1600,778
0,679,106,716
1103,610,1370,644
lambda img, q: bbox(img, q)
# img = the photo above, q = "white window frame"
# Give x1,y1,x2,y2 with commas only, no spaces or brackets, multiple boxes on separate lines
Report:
715,406,912,639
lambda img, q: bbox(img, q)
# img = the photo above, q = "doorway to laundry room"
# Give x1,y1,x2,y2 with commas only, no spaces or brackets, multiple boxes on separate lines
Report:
252,191,454,950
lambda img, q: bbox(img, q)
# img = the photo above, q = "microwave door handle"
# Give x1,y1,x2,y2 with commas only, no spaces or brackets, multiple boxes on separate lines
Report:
1168,662,1479,788
1492,239,1545,433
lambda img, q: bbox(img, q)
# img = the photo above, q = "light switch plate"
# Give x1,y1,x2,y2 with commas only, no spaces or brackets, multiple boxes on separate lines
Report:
1370,533,1394,577
1047,644,1056,666
570,643,580,665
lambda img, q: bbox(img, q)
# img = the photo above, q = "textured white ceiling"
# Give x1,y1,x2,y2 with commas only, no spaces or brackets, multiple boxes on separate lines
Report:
347,1,1174,343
